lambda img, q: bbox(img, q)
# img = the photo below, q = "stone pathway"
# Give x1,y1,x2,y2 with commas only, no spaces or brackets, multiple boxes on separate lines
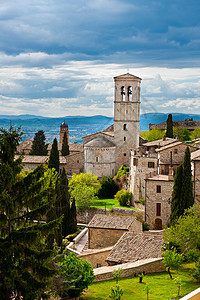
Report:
74,231,88,253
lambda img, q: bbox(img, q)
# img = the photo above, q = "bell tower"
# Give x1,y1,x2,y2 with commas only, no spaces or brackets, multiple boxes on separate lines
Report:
60,121,69,144
114,73,142,170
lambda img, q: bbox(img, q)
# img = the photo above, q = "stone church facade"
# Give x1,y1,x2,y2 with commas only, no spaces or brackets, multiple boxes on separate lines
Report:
83,73,142,177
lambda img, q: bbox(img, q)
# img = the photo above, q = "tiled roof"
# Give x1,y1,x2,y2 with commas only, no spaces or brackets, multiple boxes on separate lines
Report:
143,138,176,148
88,214,135,230
156,141,198,152
106,231,163,264
15,155,67,164
84,135,115,147
191,149,200,161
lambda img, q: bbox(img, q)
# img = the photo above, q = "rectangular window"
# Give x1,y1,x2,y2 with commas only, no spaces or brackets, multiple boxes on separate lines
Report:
157,185,161,193
124,136,126,142
174,149,178,154
123,124,127,130
133,158,138,166
156,203,161,216
96,157,98,162
123,153,126,156
148,161,155,168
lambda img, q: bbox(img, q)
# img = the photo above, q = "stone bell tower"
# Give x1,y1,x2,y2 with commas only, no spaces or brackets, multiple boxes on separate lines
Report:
114,73,142,170
60,121,69,144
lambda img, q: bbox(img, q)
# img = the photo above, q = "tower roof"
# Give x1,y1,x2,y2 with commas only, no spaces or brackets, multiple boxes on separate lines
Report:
60,121,68,129
85,135,115,147
114,72,142,81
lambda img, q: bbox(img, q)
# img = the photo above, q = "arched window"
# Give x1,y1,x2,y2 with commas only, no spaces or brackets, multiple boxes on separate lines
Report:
128,86,132,101
121,86,125,101
123,124,127,130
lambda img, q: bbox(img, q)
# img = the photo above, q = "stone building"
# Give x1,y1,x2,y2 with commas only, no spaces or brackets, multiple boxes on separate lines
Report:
145,172,174,229
191,149,200,203
149,118,200,131
87,214,142,249
59,121,69,144
83,73,142,177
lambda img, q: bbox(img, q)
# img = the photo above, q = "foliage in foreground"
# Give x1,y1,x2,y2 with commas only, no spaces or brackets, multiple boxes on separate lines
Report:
109,285,124,300
54,252,94,298
0,126,61,299
162,249,184,279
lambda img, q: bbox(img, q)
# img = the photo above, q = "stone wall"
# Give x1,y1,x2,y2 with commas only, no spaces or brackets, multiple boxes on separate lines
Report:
89,228,126,249
77,207,144,224
193,160,200,204
64,152,84,174
78,247,112,268
94,258,165,282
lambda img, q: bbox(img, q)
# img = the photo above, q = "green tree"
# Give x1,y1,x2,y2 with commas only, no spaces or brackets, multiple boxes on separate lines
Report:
69,198,77,234
170,147,194,224
98,176,119,199
166,114,173,138
140,128,165,142
164,204,200,255
59,168,71,237
69,173,101,211
170,165,183,225
61,132,69,156
54,252,94,298
0,126,61,299
181,147,194,211
162,249,184,279
48,137,60,173
29,130,48,155
173,128,191,141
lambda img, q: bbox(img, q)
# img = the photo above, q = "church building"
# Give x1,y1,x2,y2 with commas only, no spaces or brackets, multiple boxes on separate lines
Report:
83,73,142,177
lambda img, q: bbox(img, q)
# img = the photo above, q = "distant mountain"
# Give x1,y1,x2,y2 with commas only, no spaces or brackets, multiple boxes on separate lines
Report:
0,113,199,142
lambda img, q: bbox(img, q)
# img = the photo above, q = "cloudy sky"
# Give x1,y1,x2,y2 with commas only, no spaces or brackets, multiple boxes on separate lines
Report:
0,0,200,117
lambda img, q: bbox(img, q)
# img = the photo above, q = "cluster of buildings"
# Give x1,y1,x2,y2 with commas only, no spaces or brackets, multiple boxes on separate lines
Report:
17,72,200,232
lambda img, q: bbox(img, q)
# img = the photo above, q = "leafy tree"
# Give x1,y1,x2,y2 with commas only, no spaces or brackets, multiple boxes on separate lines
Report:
0,126,61,299
181,147,194,211
166,114,173,138
162,249,184,279
98,176,119,199
61,132,69,156
109,285,124,300
69,173,101,211
29,130,48,155
48,137,60,173
114,190,132,206
112,268,122,284
170,165,183,225
193,258,200,281
173,128,191,141
191,127,200,140
54,252,94,298
164,204,200,254
140,128,165,142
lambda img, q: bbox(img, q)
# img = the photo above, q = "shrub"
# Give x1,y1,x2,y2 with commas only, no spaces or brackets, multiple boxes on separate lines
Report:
186,249,200,262
139,198,145,205
116,165,129,180
193,258,200,281
142,222,150,231
114,190,132,206
109,285,124,300
98,176,119,199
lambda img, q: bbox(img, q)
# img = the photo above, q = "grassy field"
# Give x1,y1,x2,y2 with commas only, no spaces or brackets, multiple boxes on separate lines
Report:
80,263,199,300
91,198,140,211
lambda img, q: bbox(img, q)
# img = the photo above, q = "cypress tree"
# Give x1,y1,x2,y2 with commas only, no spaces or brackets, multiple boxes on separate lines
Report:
181,147,194,210
0,126,61,299
61,132,69,156
30,130,48,155
59,168,71,237
166,114,173,138
49,138,60,173
69,198,77,234
170,164,183,225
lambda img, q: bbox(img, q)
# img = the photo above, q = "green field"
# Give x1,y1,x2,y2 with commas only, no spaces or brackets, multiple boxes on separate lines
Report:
80,263,199,300
91,198,140,211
